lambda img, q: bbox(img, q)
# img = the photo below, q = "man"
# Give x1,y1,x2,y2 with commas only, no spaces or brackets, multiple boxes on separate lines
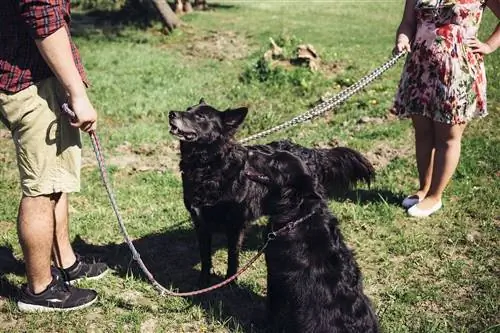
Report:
0,0,108,312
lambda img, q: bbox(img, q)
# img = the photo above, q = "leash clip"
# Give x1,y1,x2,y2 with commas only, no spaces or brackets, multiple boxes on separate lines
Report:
267,232,277,241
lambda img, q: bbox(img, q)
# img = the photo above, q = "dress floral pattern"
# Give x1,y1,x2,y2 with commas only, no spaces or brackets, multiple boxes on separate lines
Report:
393,0,488,124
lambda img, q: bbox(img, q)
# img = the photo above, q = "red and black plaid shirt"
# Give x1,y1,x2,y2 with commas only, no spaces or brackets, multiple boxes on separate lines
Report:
0,0,88,93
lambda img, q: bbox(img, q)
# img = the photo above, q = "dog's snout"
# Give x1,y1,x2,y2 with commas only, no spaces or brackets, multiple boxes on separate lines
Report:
169,111,177,120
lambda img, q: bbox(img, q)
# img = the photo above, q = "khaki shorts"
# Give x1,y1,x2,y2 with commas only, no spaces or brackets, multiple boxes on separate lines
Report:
0,77,81,196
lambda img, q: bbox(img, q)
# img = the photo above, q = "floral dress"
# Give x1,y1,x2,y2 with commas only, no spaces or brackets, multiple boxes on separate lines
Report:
392,0,488,124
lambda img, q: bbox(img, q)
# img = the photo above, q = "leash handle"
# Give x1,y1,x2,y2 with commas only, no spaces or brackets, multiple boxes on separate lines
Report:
61,103,97,134
61,103,77,121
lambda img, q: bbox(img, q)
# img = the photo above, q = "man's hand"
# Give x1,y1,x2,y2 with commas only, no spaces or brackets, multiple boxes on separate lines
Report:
68,94,97,133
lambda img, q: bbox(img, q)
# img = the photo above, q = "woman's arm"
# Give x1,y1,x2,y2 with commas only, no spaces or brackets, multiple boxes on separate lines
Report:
394,0,418,53
469,0,500,54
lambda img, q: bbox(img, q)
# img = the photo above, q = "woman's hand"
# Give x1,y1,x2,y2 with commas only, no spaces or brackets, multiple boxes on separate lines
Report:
468,37,495,55
393,34,411,55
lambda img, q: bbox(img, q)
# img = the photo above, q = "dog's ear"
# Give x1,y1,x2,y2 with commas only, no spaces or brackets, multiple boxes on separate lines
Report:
222,107,248,132
199,98,206,105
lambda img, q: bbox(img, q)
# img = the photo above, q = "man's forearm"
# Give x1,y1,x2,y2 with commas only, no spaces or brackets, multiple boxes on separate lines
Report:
35,27,86,98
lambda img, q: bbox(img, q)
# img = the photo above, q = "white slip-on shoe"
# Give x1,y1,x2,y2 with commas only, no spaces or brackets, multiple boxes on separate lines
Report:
402,195,422,209
407,200,442,218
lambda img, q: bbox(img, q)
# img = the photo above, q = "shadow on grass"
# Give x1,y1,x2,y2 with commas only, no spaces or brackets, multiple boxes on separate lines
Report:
0,246,23,301
73,221,268,332
335,188,404,206
70,2,237,40
205,2,237,11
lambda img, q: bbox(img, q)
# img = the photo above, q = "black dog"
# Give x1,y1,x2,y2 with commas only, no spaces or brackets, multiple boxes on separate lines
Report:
169,99,375,286
244,149,379,333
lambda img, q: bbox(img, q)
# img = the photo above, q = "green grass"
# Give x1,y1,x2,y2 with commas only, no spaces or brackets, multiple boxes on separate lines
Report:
1,2,499,332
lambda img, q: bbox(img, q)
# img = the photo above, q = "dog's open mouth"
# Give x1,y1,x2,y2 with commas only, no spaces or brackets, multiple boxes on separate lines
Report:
243,169,270,183
169,124,197,141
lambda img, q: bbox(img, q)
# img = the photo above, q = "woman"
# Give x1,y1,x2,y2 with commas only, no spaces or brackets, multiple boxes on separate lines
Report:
392,0,500,217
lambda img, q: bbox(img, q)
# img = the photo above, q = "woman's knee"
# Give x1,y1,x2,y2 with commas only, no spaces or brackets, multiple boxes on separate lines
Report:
434,122,466,148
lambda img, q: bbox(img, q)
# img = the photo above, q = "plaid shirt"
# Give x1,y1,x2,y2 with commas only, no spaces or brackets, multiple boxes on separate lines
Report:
0,0,88,93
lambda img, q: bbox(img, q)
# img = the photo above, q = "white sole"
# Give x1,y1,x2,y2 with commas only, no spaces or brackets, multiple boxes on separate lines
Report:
407,201,442,217
17,296,97,313
69,268,109,284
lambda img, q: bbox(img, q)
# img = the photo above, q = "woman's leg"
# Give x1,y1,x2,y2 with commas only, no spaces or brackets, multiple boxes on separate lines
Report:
416,121,466,209
411,115,435,199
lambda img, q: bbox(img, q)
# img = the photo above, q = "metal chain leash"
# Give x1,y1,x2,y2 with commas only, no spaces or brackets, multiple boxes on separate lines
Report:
239,51,406,144
59,51,405,297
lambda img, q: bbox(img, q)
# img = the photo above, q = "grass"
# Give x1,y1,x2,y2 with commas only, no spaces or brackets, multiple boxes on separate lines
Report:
1,1,499,332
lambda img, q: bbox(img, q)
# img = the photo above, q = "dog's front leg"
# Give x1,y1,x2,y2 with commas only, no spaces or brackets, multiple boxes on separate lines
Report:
191,206,212,287
226,227,245,279
196,226,212,287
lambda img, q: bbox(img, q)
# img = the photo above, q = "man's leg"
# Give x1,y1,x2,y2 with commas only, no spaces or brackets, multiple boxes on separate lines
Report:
17,194,56,294
52,192,77,269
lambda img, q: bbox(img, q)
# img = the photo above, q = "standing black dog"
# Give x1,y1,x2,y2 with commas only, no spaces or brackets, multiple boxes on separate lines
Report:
169,99,375,286
244,149,379,333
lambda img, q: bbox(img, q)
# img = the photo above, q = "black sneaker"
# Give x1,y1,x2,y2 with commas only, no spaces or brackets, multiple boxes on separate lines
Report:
17,269,97,312
61,254,109,283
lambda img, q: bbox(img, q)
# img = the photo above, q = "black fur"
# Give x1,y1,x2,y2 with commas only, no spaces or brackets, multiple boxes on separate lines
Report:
169,100,375,286
244,150,379,333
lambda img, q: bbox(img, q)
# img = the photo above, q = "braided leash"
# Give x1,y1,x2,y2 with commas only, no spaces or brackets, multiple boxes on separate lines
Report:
62,104,271,296
239,51,405,144
60,51,405,296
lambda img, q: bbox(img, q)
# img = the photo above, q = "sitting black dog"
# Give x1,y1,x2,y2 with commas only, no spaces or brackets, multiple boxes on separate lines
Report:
169,99,375,286
244,149,379,333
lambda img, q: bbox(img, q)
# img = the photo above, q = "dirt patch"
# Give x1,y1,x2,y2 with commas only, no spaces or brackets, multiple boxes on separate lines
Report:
181,30,250,61
466,230,482,244
140,318,158,333
118,290,159,310
313,138,347,149
262,38,344,75
365,142,413,170
320,61,345,77
0,220,14,232
82,141,181,177
356,116,386,125
0,317,18,331
85,309,105,322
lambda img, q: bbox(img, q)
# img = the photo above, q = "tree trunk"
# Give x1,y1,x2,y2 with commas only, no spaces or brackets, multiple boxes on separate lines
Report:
150,0,181,32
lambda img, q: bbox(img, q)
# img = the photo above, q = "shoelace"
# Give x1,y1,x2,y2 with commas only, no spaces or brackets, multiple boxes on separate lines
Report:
49,273,71,293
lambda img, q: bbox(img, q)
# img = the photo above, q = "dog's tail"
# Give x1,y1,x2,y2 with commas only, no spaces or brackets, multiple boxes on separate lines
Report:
318,147,375,197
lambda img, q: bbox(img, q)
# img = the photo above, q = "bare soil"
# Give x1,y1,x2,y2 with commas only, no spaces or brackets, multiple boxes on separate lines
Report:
177,30,251,61
82,141,181,177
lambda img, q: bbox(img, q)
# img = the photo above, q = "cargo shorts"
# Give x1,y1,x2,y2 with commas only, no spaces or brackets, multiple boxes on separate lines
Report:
0,76,82,196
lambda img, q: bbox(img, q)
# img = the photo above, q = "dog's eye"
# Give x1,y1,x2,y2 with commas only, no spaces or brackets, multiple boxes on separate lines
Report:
194,113,206,121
